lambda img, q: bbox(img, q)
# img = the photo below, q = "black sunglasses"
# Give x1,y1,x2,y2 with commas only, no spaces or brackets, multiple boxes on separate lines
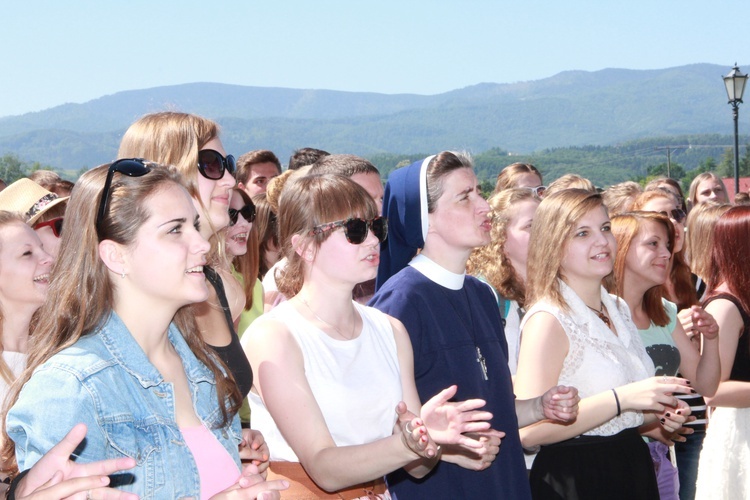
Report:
34,217,64,238
309,217,388,245
229,204,256,226
198,149,236,180
96,159,152,238
660,208,686,224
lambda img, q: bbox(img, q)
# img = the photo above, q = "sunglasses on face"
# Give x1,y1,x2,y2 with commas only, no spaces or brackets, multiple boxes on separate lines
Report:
228,204,256,226
96,159,152,238
309,217,388,245
660,208,686,224
529,185,546,197
198,149,236,180
34,217,64,238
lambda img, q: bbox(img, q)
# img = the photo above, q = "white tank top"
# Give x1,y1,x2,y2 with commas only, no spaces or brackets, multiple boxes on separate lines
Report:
248,300,403,461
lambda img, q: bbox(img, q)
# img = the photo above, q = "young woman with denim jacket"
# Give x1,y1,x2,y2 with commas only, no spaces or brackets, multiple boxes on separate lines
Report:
3,164,287,499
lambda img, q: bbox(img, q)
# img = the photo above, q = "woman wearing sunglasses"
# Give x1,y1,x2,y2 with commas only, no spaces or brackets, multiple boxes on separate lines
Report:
224,188,261,337
0,178,68,259
492,162,544,196
4,162,287,498
118,112,268,472
243,173,500,498
370,153,579,499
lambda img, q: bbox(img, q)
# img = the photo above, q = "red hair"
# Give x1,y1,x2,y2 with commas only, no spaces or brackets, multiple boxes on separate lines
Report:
706,206,750,314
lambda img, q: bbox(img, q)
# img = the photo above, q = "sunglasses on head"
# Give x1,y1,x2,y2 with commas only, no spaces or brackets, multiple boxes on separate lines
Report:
96,159,152,238
34,217,64,238
229,204,256,226
198,149,236,180
309,217,388,245
660,208,686,224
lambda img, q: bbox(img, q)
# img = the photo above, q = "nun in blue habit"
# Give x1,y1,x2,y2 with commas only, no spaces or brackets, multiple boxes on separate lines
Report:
369,153,533,499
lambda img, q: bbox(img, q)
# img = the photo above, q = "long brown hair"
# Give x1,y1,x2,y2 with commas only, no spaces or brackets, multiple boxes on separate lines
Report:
228,188,259,310
685,202,731,281
526,189,606,312
276,174,377,298
466,188,539,306
632,190,697,309
253,193,278,279
609,212,675,326
2,164,241,472
706,206,750,314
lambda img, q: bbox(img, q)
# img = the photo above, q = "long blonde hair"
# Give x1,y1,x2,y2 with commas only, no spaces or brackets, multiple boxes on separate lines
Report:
526,189,606,312
466,188,539,307
118,112,228,266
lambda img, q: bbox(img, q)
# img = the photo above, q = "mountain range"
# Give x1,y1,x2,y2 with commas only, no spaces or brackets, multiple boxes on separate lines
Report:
0,63,745,177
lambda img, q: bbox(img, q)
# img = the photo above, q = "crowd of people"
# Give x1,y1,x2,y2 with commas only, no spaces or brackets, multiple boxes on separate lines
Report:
0,111,746,499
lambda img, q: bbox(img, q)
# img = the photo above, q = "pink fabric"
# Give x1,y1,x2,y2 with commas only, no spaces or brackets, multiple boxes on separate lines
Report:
181,425,240,499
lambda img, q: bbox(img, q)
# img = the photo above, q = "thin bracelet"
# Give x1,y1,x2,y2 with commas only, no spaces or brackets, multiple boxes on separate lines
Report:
611,388,621,416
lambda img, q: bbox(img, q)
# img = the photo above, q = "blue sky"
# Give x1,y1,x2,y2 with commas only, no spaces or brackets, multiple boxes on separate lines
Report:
2,0,749,118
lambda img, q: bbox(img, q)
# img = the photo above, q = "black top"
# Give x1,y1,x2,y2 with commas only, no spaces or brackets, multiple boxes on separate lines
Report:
704,292,750,382
204,266,253,398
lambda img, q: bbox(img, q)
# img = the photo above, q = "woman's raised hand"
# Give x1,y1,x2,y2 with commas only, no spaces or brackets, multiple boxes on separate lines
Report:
678,305,720,341
419,385,493,449
14,423,138,500
395,401,440,459
617,376,694,413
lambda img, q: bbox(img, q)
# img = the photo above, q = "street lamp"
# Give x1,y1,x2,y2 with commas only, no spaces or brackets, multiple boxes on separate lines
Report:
723,64,748,194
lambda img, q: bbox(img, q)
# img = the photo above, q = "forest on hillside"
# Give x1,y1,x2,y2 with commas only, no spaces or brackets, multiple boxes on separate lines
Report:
3,134,750,194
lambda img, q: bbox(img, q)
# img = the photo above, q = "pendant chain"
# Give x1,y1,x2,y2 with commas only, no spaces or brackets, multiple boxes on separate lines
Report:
299,296,356,340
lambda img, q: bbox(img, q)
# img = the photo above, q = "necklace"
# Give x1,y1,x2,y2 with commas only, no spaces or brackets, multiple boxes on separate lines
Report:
587,303,611,328
298,296,357,340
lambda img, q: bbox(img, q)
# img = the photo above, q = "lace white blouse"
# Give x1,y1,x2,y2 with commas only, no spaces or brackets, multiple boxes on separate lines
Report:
521,280,655,437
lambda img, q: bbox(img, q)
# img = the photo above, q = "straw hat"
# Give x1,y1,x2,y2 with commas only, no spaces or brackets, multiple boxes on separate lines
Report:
0,178,69,225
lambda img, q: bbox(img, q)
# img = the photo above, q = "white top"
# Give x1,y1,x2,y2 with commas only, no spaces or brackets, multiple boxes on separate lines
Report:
0,351,27,401
248,301,403,461
521,280,654,436
504,300,523,376
261,257,286,294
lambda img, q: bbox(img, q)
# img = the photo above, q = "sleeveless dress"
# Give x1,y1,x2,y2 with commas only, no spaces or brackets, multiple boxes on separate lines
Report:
248,300,401,498
694,293,750,500
521,280,659,499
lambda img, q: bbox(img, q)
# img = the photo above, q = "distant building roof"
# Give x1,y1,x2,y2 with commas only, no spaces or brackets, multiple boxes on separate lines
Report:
721,177,750,201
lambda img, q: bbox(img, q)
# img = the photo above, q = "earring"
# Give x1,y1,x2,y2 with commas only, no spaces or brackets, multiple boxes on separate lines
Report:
121,272,126,279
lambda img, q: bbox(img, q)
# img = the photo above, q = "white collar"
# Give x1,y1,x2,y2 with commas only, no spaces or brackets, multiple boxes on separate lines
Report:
409,254,465,290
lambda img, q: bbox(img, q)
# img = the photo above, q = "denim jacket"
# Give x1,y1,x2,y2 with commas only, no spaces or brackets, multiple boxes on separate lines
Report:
6,312,242,499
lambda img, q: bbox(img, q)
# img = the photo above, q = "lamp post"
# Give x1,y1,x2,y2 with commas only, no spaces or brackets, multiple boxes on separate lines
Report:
723,64,748,194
